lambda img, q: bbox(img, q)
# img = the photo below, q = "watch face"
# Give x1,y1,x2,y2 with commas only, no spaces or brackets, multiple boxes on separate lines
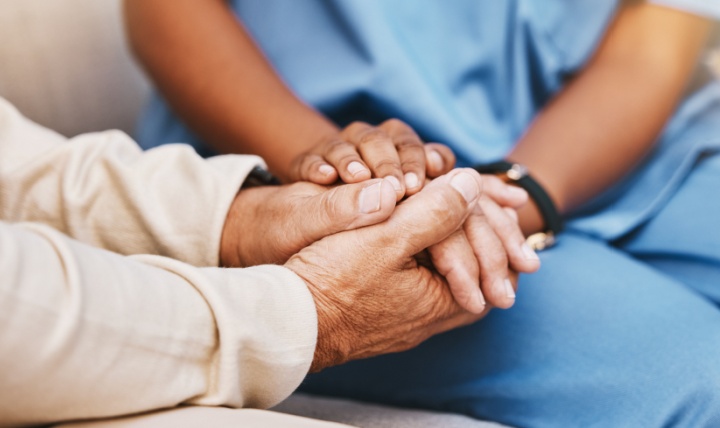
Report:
526,232,556,251
507,163,529,181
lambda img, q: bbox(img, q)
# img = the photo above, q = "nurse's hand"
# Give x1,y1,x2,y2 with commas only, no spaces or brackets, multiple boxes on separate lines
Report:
428,174,541,312
288,119,456,200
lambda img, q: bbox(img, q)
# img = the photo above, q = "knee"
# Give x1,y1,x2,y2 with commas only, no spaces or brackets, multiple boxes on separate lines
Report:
650,354,720,426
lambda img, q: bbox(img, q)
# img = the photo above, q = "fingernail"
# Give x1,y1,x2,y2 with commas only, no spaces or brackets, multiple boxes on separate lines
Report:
476,288,486,309
450,171,479,202
386,175,403,193
359,181,383,214
319,164,335,176
404,172,419,189
347,161,367,177
504,278,516,299
428,150,444,171
506,185,528,199
522,243,540,261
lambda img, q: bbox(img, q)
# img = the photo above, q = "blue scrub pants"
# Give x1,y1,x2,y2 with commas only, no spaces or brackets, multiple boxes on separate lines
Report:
300,154,720,427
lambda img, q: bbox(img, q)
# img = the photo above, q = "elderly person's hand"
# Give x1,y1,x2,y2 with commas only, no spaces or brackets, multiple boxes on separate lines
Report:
284,169,506,372
219,177,399,268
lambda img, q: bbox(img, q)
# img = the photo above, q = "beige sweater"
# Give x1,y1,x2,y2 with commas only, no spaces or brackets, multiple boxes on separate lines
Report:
0,98,317,426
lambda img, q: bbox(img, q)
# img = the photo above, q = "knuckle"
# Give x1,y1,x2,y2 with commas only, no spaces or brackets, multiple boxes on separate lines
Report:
381,118,409,132
494,214,520,238
325,139,353,153
335,153,362,167
318,189,350,229
373,158,402,172
344,121,370,136
358,129,391,147
426,191,466,224
483,250,508,274
394,135,424,151
302,155,324,171
307,158,326,171
400,158,424,172
483,202,522,239
288,181,324,198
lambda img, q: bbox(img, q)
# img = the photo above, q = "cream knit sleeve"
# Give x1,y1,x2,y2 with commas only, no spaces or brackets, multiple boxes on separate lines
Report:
0,97,260,266
0,222,317,426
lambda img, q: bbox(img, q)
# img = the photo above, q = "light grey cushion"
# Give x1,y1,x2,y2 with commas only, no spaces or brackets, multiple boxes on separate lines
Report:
0,0,149,137
273,393,509,428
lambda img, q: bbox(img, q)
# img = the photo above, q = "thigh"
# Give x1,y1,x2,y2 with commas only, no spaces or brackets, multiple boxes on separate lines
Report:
300,233,720,428
618,153,720,303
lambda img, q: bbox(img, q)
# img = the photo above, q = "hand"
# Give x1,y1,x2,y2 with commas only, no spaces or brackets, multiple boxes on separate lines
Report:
285,169,490,372
220,178,398,267
288,119,456,199
428,174,541,313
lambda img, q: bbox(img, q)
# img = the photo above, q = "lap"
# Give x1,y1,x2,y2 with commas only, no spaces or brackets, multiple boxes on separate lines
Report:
300,233,720,427
618,153,720,302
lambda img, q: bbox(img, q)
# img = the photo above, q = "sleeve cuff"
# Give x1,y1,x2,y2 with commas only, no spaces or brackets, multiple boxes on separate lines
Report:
132,258,318,409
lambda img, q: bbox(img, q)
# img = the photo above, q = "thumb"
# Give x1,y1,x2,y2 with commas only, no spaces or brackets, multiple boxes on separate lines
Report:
299,178,398,241
374,168,483,257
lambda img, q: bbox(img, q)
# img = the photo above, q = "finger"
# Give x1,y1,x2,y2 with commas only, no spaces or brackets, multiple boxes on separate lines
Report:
344,122,405,198
508,270,520,297
381,119,426,196
463,203,515,309
296,178,398,245
321,137,372,183
431,308,487,337
290,152,338,184
504,207,519,222
428,230,485,314
480,197,541,274
480,175,528,208
374,168,482,258
424,143,456,178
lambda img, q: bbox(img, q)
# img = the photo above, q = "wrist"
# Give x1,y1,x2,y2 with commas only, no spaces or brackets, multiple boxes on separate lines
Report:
474,160,565,250
285,260,352,373
308,290,351,373
516,198,546,237
220,167,284,267
219,186,268,267
219,191,246,267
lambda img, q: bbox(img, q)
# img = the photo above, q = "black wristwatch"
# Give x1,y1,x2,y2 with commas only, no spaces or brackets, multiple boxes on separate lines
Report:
474,161,563,250
241,166,282,189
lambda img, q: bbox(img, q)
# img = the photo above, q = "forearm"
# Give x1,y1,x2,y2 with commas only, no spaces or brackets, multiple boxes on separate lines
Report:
0,98,259,265
0,222,316,426
507,4,712,234
124,0,338,179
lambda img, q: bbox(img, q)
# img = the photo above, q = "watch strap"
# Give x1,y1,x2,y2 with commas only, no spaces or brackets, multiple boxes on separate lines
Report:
474,161,564,248
241,166,282,189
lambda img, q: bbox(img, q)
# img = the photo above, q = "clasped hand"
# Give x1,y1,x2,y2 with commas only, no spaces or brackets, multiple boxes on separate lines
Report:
221,119,540,371
221,169,539,370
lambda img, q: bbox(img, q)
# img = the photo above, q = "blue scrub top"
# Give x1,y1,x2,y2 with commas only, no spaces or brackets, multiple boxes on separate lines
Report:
137,0,720,240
